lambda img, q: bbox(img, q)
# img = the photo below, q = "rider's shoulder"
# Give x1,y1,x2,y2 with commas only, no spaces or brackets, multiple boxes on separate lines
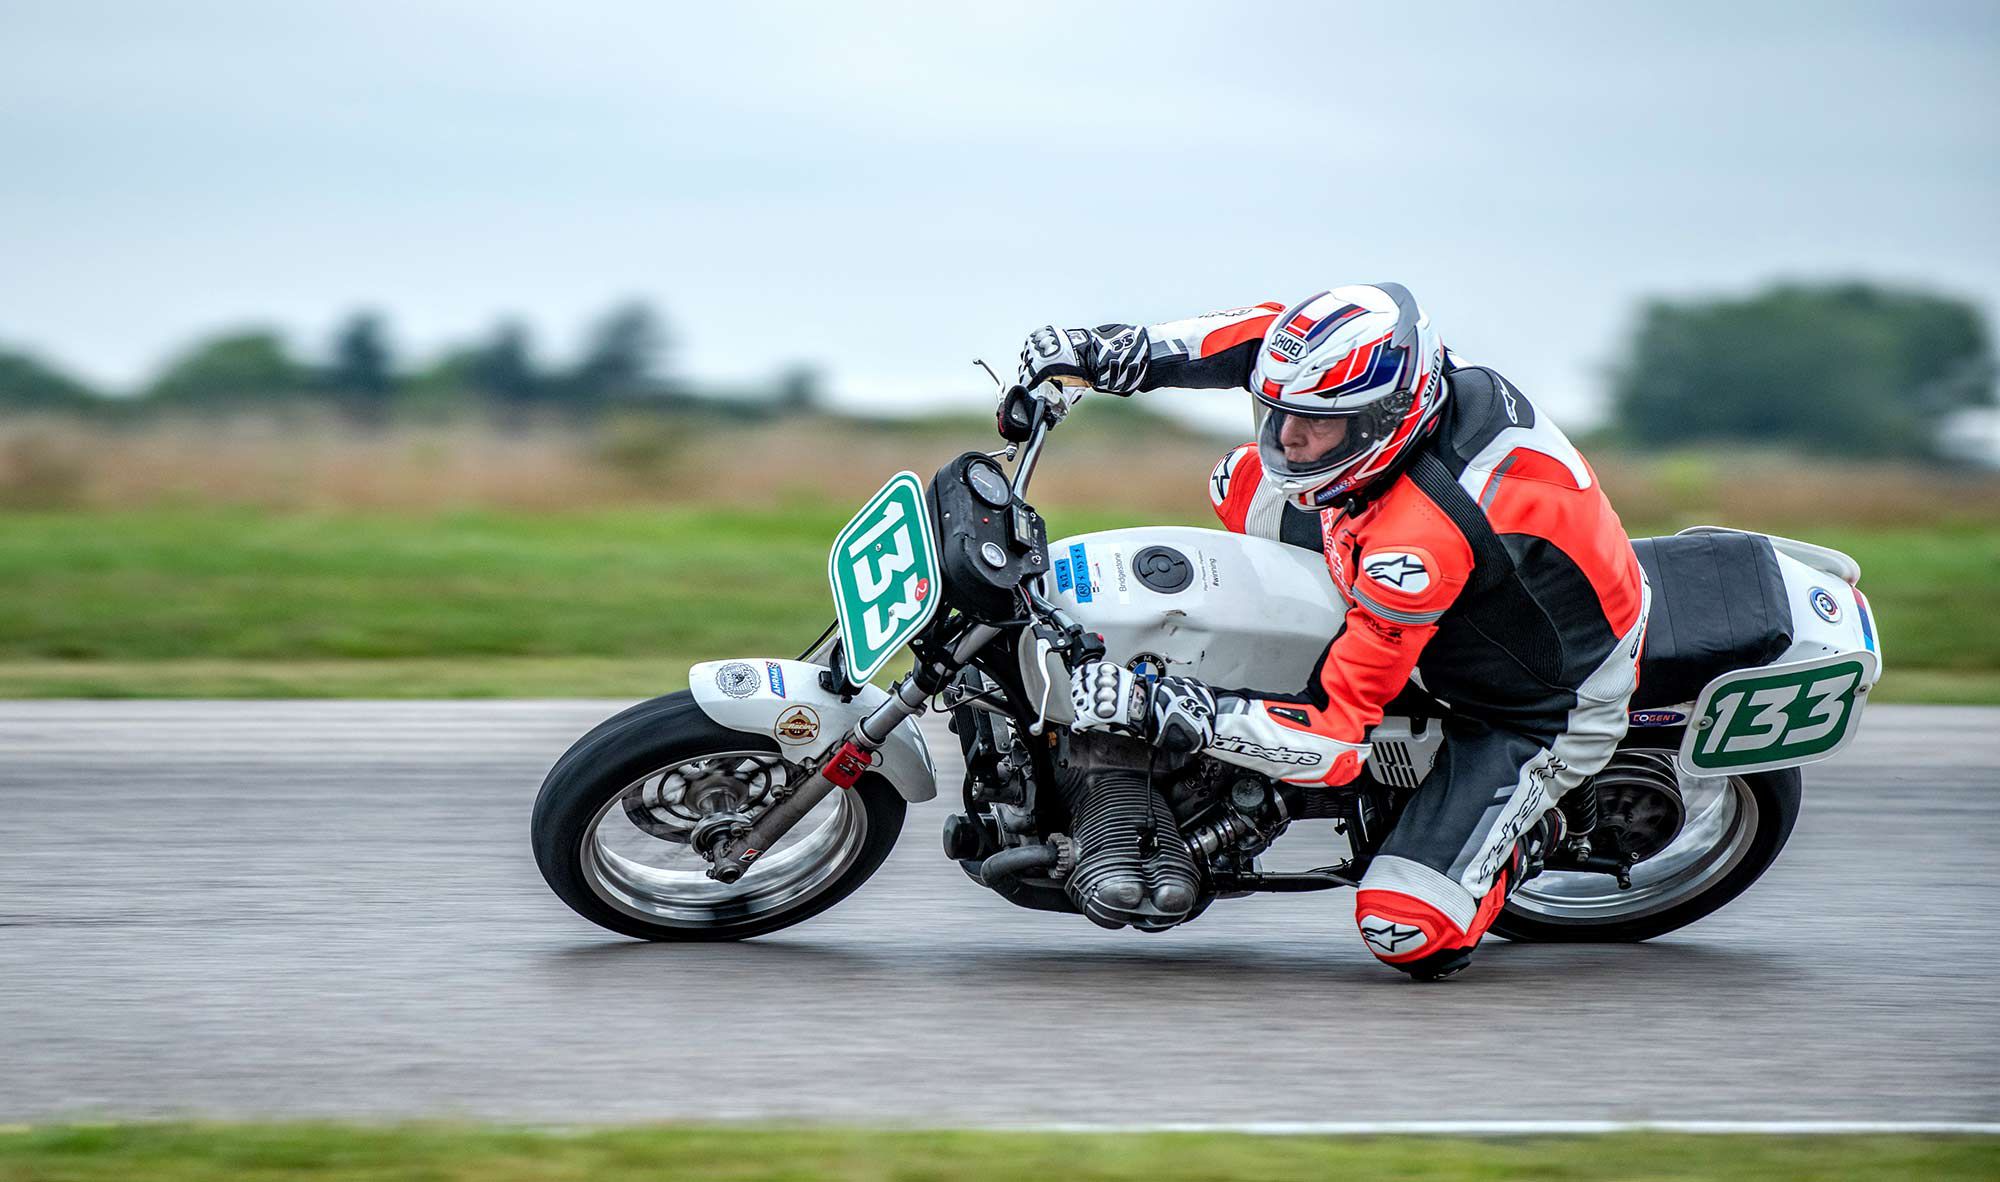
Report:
1209,443,1262,508
1209,442,1267,534
1354,475,1477,573
1440,359,1536,459
1347,480,1473,610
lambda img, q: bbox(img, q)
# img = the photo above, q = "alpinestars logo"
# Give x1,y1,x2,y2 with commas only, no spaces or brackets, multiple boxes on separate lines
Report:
1209,448,1247,508
1362,551,1430,593
1211,735,1321,766
1360,919,1425,954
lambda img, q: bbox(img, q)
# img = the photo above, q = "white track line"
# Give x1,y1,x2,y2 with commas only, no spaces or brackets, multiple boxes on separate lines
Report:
1027,1120,2000,1136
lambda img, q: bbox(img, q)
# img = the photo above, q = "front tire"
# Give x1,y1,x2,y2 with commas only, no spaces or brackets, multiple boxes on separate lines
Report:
531,692,906,941
1492,754,1802,944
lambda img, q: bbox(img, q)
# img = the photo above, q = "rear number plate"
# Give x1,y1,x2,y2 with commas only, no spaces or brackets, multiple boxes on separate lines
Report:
1679,650,1878,776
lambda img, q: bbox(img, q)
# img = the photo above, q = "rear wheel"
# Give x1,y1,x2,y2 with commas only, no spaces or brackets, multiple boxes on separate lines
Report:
531,692,906,941
1491,748,1801,944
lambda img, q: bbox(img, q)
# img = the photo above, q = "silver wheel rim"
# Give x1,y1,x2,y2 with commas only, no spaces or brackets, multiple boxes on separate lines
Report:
579,750,871,927
1508,753,1761,924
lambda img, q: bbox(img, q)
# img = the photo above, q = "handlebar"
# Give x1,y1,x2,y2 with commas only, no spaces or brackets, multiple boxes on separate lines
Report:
1000,375,1087,499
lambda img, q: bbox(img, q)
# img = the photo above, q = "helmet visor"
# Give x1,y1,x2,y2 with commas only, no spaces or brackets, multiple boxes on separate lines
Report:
1256,406,1373,484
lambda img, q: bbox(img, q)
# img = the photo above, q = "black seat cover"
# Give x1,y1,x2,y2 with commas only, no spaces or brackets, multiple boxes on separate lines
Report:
1631,532,1794,708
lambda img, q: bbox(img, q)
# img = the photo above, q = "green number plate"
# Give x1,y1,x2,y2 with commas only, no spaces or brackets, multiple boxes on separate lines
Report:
1679,650,1879,776
828,471,941,686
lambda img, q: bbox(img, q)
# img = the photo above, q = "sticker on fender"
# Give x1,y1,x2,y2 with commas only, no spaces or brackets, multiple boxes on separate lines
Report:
1679,650,1879,777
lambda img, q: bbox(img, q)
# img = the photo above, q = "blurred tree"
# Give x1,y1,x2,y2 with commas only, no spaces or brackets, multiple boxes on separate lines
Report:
145,330,307,412
773,363,823,413
1612,282,1995,458
0,346,101,415
322,311,398,426
568,301,670,413
467,321,544,428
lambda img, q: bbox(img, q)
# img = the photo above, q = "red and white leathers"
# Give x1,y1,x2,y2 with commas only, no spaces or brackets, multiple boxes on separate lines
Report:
1090,300,1650,977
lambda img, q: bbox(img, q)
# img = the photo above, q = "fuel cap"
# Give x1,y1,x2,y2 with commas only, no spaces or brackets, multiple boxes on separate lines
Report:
1132,545,1193,593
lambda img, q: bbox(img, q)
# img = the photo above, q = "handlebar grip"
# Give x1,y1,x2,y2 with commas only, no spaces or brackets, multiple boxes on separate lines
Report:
997,384,1041,442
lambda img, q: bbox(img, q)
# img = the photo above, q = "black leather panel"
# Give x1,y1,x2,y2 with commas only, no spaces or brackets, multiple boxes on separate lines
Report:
1631,532,1794,708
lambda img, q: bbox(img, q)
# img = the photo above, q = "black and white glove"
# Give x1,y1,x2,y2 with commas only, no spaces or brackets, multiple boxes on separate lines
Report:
1017,324,1151,398
1069,661,1218,756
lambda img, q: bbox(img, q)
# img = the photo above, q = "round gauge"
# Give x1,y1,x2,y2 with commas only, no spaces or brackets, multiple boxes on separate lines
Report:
966,461,1011,507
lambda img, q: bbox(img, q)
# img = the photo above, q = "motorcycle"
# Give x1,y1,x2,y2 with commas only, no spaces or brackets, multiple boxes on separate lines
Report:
531,376,1882,945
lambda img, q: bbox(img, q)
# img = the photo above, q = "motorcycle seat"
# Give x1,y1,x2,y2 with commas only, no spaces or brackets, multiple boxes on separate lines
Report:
1630,531,1794,709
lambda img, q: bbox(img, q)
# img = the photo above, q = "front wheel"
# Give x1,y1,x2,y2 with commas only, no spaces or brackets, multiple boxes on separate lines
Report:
1491,750,1802,944
531,692,906,941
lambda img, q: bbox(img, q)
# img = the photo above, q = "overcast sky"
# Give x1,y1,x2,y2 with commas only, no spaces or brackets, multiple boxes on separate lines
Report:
2,1,1994,433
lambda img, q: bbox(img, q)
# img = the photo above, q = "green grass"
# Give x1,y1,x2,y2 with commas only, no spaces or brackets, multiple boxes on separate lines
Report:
0,1125,1994,1181
0,657,1986,703
0,507,1991,700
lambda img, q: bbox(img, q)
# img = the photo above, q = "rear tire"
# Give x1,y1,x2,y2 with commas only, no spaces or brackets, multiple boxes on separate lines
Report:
1492,763,1802,944
531,692,906,941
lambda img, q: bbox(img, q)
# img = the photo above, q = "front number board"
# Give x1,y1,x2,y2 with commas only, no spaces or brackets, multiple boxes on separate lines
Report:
1678,650,1879,777
828,471,942,687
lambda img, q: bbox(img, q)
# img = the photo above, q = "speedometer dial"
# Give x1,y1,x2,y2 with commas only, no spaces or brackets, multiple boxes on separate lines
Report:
966,461,1011,507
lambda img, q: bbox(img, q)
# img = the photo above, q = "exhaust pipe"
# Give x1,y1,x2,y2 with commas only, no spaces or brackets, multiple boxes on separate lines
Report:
977,842,1059,888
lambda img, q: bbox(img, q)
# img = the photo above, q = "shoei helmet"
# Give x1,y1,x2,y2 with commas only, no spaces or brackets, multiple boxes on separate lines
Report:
1250,282,1447,507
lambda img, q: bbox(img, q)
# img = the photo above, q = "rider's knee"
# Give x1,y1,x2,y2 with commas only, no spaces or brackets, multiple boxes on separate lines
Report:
1354,855,1510,980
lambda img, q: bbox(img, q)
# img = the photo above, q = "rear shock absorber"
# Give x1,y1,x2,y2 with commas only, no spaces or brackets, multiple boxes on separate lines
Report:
1560,780,1601,835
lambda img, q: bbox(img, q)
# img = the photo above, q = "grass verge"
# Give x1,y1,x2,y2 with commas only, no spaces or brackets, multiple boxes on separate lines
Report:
0,658,1990,703
0,1125,1995,1182
0,508,1992,701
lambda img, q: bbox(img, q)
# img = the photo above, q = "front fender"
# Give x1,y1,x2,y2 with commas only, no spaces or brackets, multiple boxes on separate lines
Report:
687,659,937,802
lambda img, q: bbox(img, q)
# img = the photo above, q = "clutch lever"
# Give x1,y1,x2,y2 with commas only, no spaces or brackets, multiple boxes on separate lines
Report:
1027,632,1060,736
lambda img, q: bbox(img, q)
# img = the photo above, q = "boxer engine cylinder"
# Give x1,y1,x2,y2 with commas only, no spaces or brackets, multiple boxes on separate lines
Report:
1057,764,1202,931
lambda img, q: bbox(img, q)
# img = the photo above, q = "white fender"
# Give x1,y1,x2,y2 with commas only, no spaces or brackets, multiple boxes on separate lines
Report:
687,658,938,802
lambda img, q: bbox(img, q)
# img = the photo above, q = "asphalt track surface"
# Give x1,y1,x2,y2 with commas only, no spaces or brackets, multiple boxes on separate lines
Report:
2,701,1995,1125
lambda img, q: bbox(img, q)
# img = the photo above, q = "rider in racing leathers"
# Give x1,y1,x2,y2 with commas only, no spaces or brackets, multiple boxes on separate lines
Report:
1019,283,1650,980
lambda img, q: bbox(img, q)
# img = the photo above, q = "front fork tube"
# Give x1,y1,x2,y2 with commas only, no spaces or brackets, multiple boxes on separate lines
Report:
705,625,1002,883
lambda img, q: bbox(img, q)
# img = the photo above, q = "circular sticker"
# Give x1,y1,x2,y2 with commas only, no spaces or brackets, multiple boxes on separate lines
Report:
715,661,761,698
773,705,821,745
1808,586,1843,624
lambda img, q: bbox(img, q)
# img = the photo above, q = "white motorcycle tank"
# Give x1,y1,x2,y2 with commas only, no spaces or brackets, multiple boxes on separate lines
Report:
1044,526,1345,690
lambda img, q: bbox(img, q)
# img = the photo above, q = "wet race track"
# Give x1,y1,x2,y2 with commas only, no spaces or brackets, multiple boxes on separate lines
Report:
2,702,1995,1125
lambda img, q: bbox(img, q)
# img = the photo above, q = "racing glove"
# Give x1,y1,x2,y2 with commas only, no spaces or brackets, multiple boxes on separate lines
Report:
1017,324,1151,398
1069,661,1217,756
